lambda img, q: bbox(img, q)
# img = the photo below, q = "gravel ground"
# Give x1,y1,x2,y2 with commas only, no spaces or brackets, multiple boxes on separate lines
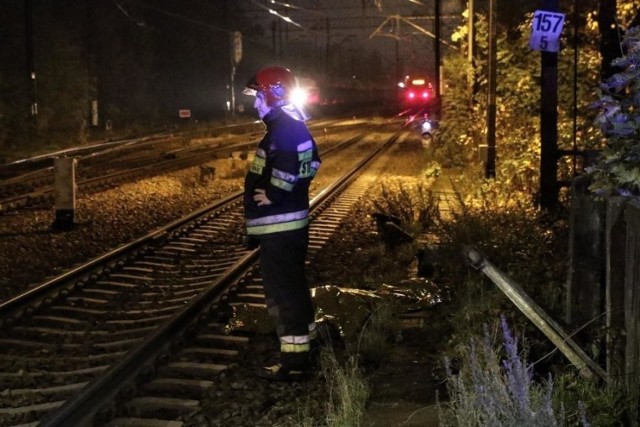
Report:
0,127,445,425
0,166,244,302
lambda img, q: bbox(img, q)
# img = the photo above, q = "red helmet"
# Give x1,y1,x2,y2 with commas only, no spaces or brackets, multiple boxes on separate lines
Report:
243,66,295,107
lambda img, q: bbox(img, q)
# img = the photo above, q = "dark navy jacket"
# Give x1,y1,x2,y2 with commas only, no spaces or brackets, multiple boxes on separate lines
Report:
243,107,321,238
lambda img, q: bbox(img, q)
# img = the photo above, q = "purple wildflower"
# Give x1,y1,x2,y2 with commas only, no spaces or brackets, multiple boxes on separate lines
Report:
501,315,532,416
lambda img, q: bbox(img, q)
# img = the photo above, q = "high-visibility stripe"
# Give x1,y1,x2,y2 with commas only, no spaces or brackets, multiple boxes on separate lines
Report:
271,167,297,191
272,167,298,184
299,150,313,161
281,343,310,353
297,140,313,152
271,177,294,191
246,209,308,227
280,333,311,353
250,155,266,175
297,141,315,178
247,218,309,235
281,334,310,344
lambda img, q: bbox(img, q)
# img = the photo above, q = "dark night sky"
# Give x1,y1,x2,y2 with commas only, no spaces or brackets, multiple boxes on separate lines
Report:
0,0,465,135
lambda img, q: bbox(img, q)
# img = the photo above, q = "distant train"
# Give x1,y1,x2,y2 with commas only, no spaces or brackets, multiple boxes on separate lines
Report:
397,76,436,110
294,77,394,108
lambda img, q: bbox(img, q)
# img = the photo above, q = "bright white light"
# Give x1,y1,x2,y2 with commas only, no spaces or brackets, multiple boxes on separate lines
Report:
290,87,307,107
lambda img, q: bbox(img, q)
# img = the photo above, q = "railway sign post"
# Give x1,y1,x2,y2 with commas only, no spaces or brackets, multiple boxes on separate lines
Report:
233,31,242,64
533,2,562,210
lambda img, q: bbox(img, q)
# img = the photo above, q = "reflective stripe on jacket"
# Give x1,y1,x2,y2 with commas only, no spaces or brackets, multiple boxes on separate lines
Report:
246,209,309,235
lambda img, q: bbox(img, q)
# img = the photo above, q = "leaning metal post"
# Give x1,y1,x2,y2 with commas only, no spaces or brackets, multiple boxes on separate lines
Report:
463,246,607,383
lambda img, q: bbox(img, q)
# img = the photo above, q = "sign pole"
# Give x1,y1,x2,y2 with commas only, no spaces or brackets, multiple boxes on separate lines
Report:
485,0,496,178
539,0,560,210
529,6,564,208
468,0,476,107
434,0,441,118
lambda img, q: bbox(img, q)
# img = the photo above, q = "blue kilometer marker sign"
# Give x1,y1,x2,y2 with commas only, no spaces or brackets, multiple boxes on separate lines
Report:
529,10,565,52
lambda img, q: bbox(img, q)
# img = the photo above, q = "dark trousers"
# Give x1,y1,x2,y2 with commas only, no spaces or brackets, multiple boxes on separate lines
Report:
259,228,314,339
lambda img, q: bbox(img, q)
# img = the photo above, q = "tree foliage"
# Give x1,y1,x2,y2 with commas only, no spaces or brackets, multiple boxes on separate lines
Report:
439,5,602,204
0,0,250,152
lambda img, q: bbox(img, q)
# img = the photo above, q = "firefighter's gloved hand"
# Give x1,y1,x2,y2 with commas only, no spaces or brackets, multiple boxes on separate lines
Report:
243,235,260,250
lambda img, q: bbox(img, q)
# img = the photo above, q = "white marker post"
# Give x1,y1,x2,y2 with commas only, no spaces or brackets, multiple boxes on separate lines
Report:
53,156,77,231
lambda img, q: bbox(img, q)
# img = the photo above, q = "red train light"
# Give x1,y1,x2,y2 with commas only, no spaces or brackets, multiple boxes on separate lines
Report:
400,76,435,106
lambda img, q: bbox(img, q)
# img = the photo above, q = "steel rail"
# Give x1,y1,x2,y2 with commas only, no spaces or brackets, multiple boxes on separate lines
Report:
40,123,410,427
0,121,393,325
0,120,378,212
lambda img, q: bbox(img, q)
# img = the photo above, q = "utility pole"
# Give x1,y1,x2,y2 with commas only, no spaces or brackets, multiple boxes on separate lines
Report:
572,0,579,175
434,0,441,117
395,38,400,87
539,0,559,209
230,31,242,119
468,0,475,106
24,0,37,140
325,18,330,76
486,0,497,178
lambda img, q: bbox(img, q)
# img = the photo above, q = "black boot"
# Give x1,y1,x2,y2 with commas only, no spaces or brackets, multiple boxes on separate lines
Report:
255,351,310,381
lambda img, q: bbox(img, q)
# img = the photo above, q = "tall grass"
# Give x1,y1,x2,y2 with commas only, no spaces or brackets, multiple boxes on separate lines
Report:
355,302,401,368
372,179,439,235
276,350,369,427
277,302,398,427
321,352,370,427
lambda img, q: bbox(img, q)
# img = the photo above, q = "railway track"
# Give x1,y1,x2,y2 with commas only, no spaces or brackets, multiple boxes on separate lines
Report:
0,121,410,426
0,119,374,213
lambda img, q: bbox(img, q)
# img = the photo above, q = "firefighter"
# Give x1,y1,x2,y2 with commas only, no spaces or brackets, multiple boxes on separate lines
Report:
242,66,321,381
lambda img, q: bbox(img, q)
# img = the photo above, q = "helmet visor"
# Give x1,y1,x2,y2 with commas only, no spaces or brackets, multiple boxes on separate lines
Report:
242,87,257,97
243,73,260,97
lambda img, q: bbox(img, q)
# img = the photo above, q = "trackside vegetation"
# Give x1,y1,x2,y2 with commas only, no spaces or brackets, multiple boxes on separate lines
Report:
292,7,635,427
